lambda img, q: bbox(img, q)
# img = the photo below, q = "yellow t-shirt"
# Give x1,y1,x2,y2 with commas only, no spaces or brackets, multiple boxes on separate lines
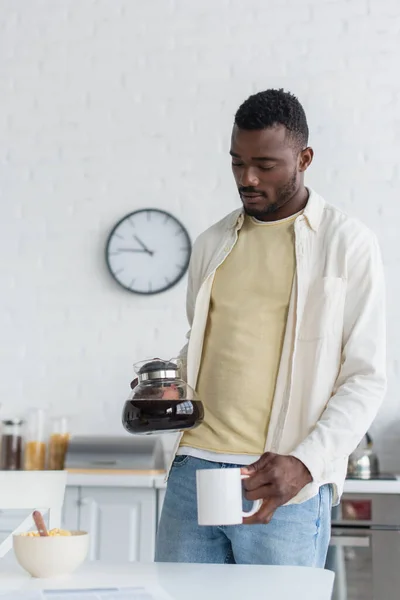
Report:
181,213,297,455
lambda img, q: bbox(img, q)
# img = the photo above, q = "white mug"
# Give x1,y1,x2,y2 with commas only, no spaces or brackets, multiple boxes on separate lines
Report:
196,468,262,526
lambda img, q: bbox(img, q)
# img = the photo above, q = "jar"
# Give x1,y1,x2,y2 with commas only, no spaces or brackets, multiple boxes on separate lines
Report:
0,419,24,470
122,359,204,435
48,416,70,470
24,408,47,470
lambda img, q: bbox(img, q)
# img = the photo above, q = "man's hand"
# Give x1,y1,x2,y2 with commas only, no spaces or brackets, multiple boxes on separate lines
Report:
241,452,312,524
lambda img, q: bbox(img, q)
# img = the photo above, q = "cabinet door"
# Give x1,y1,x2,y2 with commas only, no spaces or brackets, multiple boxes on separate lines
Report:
79,487,156,563
157,488,166,525
62,487,80,532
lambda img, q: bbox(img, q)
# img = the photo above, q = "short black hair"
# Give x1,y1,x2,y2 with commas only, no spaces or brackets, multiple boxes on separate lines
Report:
234,89,309,150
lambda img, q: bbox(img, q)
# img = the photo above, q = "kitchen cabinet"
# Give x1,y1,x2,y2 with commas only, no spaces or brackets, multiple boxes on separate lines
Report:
62,486,80,531
156,488,166,524
0,481,159,563
79,487,156,563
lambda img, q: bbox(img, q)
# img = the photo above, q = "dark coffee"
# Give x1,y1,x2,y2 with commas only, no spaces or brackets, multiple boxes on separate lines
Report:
0,434,23,470
122,399,204,434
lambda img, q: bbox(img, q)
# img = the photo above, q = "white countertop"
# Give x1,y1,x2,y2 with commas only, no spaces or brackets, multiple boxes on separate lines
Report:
66,471,400,495
66,472,160,488
343,477,400,495
0,561,334,600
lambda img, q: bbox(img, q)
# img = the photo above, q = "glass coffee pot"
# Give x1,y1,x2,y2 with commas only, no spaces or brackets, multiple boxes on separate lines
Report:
122,359,204,435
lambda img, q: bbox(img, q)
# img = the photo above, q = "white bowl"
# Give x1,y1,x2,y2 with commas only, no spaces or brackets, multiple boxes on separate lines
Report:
13,531,89,578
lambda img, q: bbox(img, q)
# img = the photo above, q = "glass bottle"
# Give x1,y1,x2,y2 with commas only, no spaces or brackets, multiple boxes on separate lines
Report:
0,419,24,470
24,408,47,470
48,416,70,470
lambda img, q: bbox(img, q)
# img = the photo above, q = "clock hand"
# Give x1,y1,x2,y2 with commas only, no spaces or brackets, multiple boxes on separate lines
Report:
117,248,148,253
133,235,154,256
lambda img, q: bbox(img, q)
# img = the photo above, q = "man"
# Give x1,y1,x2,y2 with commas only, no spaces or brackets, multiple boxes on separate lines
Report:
155,89,386,566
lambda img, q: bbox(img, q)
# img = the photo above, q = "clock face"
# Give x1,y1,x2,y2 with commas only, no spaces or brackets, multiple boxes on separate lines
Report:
105,209,192,295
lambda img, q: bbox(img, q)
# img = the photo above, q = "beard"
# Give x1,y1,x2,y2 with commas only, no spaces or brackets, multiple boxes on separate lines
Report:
244,202,279,217
242,169,298,219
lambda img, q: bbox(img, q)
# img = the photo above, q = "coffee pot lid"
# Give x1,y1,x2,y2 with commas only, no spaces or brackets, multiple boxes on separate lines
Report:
136,358,181,382
138,359,177,374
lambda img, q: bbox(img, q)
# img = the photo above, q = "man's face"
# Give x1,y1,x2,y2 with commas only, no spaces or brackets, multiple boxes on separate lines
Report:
230,124,312,219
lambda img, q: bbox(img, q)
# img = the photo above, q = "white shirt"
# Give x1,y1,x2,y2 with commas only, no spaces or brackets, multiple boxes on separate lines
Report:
169,189,386,505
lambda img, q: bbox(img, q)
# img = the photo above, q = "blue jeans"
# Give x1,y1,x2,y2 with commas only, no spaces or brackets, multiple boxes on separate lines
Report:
156,455,332,566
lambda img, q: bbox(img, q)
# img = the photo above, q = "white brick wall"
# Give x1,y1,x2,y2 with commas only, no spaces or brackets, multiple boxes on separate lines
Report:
1,0,399,468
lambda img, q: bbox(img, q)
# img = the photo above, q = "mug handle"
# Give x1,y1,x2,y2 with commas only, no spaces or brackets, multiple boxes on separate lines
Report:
241,474,263,517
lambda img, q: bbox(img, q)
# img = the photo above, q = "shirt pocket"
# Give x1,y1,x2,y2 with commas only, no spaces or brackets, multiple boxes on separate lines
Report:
298,277,345,341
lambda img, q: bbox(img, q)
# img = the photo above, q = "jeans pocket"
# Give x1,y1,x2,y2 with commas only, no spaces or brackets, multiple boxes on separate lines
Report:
172,455,190,468
316,484,331,531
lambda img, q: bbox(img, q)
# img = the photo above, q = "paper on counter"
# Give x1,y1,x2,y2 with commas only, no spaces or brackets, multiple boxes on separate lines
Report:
43,589,155,600
0,586,175,600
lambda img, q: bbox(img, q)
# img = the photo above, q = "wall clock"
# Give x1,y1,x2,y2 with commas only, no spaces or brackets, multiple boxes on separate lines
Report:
105,209,192,295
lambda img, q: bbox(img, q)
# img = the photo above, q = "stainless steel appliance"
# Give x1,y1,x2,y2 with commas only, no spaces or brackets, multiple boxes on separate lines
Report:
347,433,380,480
327,476,400,600
64,435,165,472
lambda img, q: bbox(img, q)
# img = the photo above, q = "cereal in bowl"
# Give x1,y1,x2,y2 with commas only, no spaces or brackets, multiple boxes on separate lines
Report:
20,528,72,537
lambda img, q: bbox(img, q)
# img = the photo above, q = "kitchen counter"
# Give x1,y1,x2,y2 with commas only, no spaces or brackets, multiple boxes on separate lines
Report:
0,561,334,600
66,471,400,494
343,477,400,495
66,470,164,488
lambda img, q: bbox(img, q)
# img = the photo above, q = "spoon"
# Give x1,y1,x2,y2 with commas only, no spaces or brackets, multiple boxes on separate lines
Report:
32,510,49,537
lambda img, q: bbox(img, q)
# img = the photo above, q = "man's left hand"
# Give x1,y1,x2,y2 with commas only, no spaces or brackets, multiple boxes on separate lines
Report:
241,452,312,524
